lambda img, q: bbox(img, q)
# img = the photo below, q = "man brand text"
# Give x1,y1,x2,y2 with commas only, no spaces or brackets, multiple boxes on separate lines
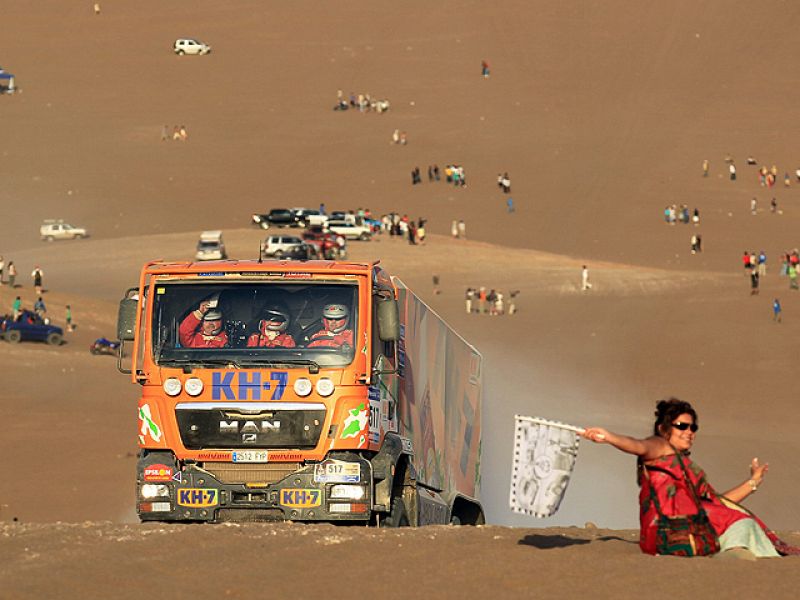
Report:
219,420,281,434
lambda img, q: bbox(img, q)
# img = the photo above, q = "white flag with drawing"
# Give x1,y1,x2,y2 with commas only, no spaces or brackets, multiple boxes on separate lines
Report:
509,415,582,518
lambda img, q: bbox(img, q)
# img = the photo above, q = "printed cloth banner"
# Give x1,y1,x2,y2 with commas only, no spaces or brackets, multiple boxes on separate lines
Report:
509,416,581,518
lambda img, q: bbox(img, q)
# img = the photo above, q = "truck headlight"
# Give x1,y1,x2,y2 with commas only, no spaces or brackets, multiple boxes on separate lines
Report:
330,485,366,500
293,377,312,397
141,484,170,499
316,378,335,397
163,377,182,396
184,377,204,397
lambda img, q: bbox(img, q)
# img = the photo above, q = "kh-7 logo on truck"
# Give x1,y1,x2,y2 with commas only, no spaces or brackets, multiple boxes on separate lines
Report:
212,371,288,400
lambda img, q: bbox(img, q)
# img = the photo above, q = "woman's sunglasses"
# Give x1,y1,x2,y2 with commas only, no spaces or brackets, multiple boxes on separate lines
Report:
672,421,698,433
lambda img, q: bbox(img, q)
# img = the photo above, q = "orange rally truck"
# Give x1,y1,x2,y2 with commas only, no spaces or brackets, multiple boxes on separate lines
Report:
117,259,483,525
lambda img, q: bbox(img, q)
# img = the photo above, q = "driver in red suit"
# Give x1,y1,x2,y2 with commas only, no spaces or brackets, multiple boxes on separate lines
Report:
307,303,353,348
179,298,229,348
247,306,296,348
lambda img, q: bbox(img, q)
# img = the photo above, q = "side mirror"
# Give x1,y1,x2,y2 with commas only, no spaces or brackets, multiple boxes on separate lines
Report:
117,297,137,341
377,297,400,342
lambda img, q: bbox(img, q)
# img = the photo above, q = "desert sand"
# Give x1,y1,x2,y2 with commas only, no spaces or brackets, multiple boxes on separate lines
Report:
2,1,800,597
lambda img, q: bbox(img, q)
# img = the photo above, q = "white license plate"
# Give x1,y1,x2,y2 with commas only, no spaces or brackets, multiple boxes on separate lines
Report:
232,450,269,463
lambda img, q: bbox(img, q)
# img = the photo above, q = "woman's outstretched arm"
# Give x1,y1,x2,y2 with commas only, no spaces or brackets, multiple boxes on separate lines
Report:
581,427,667,459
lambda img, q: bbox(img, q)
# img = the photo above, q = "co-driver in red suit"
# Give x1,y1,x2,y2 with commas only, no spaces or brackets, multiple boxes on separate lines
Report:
307,303,353,348
247,306,296,348
179,299,229,348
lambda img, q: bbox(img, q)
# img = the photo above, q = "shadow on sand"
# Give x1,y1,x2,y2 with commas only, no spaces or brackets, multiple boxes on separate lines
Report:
518,534,636,549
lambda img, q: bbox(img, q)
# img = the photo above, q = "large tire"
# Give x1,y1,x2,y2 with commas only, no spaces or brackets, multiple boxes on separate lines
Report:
273,250,283,259
177,50,185,56
46,236,54,242
74,234,83,240
381,495,410,528
359,233,370,241
46,332,62,346
6,330,21,343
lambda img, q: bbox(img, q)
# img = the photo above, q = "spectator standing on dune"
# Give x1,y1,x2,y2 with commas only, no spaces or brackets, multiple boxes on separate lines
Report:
751,198,757,215
458,220,466,239
8,261,16,288
66,305,74,332
478,287,487,314
465,288,474,313
508,290,519,315
0,255,4,284
179,126,188,142
481,59,490,78
789,265,799,290
94,3,101,15
750,270,760,295
693,207,700,226
582,265,593,291
758,251,767,277
773,298,782,323
702,159,709,177
432,275,440,295
31,265,44,295
507,197,515,213
771,198,778,214
730,162,737,181
161,125,168,141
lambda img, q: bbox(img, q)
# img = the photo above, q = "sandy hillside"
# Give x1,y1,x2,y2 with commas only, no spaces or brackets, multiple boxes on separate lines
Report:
2,1,800,596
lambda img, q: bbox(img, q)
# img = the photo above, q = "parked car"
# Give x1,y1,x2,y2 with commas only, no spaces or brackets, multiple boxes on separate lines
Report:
252,208,295,229
40,220,89,241
195,230,227,261
261,235,306,258
291,208,329,228
173,38,212,55
1,310,63,345
327,219,372,241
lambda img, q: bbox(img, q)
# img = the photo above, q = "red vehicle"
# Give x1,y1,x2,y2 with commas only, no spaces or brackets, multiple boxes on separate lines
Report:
303,230,346,259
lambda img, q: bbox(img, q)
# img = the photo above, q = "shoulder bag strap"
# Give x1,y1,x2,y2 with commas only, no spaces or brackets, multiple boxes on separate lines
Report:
670,445,705,512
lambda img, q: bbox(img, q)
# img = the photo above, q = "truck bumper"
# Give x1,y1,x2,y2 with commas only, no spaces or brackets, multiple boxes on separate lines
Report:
137,458,372,523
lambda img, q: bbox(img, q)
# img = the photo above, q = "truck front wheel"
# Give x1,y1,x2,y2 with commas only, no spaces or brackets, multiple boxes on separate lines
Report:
382,495,409,528
6,330,21,343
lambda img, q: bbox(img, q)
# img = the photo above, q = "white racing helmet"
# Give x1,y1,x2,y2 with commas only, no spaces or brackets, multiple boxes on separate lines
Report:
322,303,349,333
202,309,223,335
260,307,290,333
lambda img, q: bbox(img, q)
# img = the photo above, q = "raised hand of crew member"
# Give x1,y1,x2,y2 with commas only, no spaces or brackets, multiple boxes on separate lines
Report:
749,457,768,487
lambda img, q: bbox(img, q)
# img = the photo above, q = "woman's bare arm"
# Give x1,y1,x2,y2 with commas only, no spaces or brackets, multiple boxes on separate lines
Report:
581,427,668,459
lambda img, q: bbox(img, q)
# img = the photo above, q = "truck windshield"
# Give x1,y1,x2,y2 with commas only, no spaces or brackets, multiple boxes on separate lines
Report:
151,282,358,368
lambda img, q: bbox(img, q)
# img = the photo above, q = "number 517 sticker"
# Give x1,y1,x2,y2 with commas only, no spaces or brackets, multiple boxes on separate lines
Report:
313,459,361,483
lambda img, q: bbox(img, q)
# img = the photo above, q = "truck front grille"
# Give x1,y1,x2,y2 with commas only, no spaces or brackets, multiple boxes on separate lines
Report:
202,461,301,484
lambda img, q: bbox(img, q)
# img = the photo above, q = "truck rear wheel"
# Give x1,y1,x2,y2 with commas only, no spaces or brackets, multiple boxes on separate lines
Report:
46,332,62,346
46,236,54,242
6,330,21,343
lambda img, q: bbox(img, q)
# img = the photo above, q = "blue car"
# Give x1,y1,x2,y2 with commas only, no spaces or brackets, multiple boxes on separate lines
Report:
1,310,63,345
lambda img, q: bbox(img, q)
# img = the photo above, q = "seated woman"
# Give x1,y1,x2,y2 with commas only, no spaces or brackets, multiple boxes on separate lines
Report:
246,306,296,348
581,398,799,557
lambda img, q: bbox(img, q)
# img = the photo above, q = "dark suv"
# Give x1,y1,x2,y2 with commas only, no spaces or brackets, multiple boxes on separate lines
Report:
252,208,296,229
1,310,64,345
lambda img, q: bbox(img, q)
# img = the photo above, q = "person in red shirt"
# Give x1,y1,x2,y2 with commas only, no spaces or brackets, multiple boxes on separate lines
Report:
307,303,353,348
179,299,229,348
247,306,296,348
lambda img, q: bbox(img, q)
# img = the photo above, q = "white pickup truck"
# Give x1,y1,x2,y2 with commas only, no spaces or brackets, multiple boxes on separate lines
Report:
40,220,89,241
326,219,372,241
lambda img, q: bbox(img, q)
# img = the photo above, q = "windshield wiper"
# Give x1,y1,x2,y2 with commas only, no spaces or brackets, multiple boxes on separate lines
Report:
240,358,321,374
159,358,242,370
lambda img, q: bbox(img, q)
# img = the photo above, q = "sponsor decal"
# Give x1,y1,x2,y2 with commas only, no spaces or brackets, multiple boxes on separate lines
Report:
197,451,233,461
314,460,361,483
269,450,303,462
340,403,368,440
177,488,219,508
143,464,173,482
211,371,288,401
138,404,162,444
280,489,321,508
